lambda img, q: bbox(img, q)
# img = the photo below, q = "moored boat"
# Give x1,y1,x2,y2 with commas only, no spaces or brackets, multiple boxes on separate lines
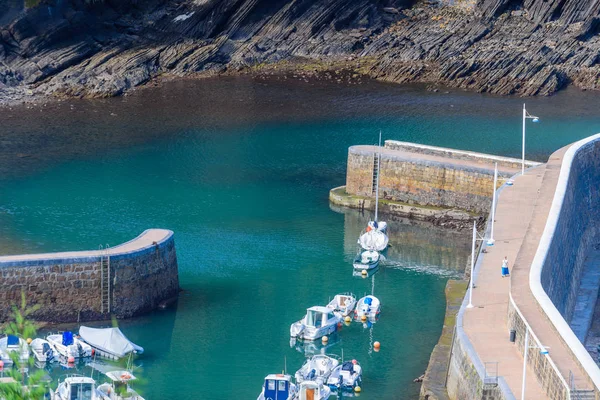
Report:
0,335,30,363
257,374,296,400
326,360,362,390
47,332,92,359
290,306,342,341
54,376,102,400
295,354,339,384
325,293,356,317
354,295,381,320
96,370,145,400
352,249,380,270
358,229,389,252
30,338,59,363
79,326,143,360
296,380,331,400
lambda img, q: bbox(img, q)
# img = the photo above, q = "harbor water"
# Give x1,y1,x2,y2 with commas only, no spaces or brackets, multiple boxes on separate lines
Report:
1,76,600,398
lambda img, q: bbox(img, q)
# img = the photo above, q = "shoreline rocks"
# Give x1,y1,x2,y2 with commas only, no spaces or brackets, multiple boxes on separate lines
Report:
2,0,600,106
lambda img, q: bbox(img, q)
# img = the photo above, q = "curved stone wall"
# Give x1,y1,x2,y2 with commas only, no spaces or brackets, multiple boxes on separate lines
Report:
0,229,179,323
530,133,600,390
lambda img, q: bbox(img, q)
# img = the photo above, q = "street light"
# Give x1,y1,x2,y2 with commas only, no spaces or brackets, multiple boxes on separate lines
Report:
466,221,487,309
487,162,498,246
521,327,549,399
522,104,540,175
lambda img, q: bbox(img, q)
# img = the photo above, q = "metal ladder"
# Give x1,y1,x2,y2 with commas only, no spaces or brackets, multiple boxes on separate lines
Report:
371,153,379,195
99,244,111,314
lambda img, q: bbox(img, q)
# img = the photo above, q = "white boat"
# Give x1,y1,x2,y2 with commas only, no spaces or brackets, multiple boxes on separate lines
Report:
54,376,102,400
30,338,59,363
96,371,145,400
0,348,13,366
295,354,339,384
325,293,357,317
296,380,331,400
47,332,92,359
355,295,381,320
257,374,296,400
0,335,30,363
290,306,342,341
358,131,389,251
326,360,362,390
79,326,143,360
352,249,380,270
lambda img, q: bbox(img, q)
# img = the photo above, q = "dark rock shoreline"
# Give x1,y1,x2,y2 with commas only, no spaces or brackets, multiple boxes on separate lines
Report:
2,0,600,106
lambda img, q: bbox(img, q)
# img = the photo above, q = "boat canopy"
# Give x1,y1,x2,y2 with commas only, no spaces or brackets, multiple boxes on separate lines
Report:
7,335,18,346
305,307,335,328
63,331,74,346
79,326,144,358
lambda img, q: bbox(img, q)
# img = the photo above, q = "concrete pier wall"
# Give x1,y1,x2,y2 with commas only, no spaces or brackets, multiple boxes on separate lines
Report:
0,229,179,323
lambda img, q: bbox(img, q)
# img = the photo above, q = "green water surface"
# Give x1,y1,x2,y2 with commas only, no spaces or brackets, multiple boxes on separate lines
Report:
1,77,600,399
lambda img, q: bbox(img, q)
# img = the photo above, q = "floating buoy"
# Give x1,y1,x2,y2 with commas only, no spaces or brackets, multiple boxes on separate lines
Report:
354,385,362,393
337,322,342,328
361,315,367,322
0,360,4,369
91,349,95,356
67,356,75,364
352,359,357,364
344,316,352,323
26,338,32,345
322,336,329,343
361,270,367,276
374,341,381,350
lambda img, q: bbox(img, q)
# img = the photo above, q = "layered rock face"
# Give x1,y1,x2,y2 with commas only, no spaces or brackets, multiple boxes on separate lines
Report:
1,0,599,103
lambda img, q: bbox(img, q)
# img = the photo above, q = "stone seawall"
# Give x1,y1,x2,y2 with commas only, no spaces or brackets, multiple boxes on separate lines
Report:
0,229,179,323
345,145,519,214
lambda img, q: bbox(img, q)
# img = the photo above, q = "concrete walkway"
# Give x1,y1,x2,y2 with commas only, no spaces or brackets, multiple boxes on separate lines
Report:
0,229,171,263
463,166,547,399
463,146,593,398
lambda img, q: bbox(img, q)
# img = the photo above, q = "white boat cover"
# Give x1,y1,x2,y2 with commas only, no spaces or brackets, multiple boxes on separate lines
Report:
358,230,388,251
79,326,143,358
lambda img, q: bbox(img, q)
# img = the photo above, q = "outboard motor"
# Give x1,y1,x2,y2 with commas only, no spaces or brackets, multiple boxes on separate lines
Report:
77,342,83,358
42,343,53,362
338,374,344,388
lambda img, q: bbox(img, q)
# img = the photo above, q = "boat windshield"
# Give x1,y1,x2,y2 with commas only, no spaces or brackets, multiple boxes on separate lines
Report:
70,383,94,400
306,310,323,327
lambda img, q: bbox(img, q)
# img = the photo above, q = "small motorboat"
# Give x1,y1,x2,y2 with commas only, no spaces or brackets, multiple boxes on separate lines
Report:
54,376,102,400
0,335,30,363
30,338,59,363
290,306,342,341
96,370,145,400
256,374,296,400
326,293,357,317
47,332,92,359
79,326,143,360
355,295,381,320
326,360,362,390
353,249,380,270
0,348,13,366
295,354,339,384
297,380,331,400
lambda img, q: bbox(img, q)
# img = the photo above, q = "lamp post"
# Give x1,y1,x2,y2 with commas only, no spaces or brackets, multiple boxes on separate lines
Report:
467,221,487,308
522,104,540,175
521,327,549,399
487,162,498,246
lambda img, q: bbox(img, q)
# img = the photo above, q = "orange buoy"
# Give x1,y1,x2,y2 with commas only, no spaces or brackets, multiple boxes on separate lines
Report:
0,360,4,369
366,226,372,232
67,356,75,363
322,336,329,343
374,341,381,350
361,315,367,322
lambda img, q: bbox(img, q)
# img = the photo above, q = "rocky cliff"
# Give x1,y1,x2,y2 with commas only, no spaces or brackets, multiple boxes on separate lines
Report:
1,0,600,104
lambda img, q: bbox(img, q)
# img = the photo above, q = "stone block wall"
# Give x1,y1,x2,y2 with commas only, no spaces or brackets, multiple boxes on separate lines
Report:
346,145,509,214
507,301,570,400
540,140,600,327
0,229,179,323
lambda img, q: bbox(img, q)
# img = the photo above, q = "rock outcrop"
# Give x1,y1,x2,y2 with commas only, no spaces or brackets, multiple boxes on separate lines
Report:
1,0,600,104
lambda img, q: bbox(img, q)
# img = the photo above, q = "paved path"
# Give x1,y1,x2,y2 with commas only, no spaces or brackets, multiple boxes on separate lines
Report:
353,145,523,176
0,229,171,262
463,145,592,399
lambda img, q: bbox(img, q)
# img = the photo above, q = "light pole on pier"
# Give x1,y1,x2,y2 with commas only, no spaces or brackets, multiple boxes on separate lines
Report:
487,162,498,246
522,104,540,175
521,327,549,400
467,221,487,309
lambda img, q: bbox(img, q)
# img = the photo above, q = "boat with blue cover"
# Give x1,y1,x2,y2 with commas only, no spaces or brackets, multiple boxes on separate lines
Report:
354,295,381,321
290,306,342,341
326,360,362,391
295,354,339,384
0,335,30,363
257,374,296,400
47,332,92,359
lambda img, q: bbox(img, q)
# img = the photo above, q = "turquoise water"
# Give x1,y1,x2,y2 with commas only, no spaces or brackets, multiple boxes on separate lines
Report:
2,77,600,399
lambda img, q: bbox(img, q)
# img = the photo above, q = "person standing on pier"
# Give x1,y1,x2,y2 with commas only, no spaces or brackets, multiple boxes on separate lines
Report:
501,256,510,277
